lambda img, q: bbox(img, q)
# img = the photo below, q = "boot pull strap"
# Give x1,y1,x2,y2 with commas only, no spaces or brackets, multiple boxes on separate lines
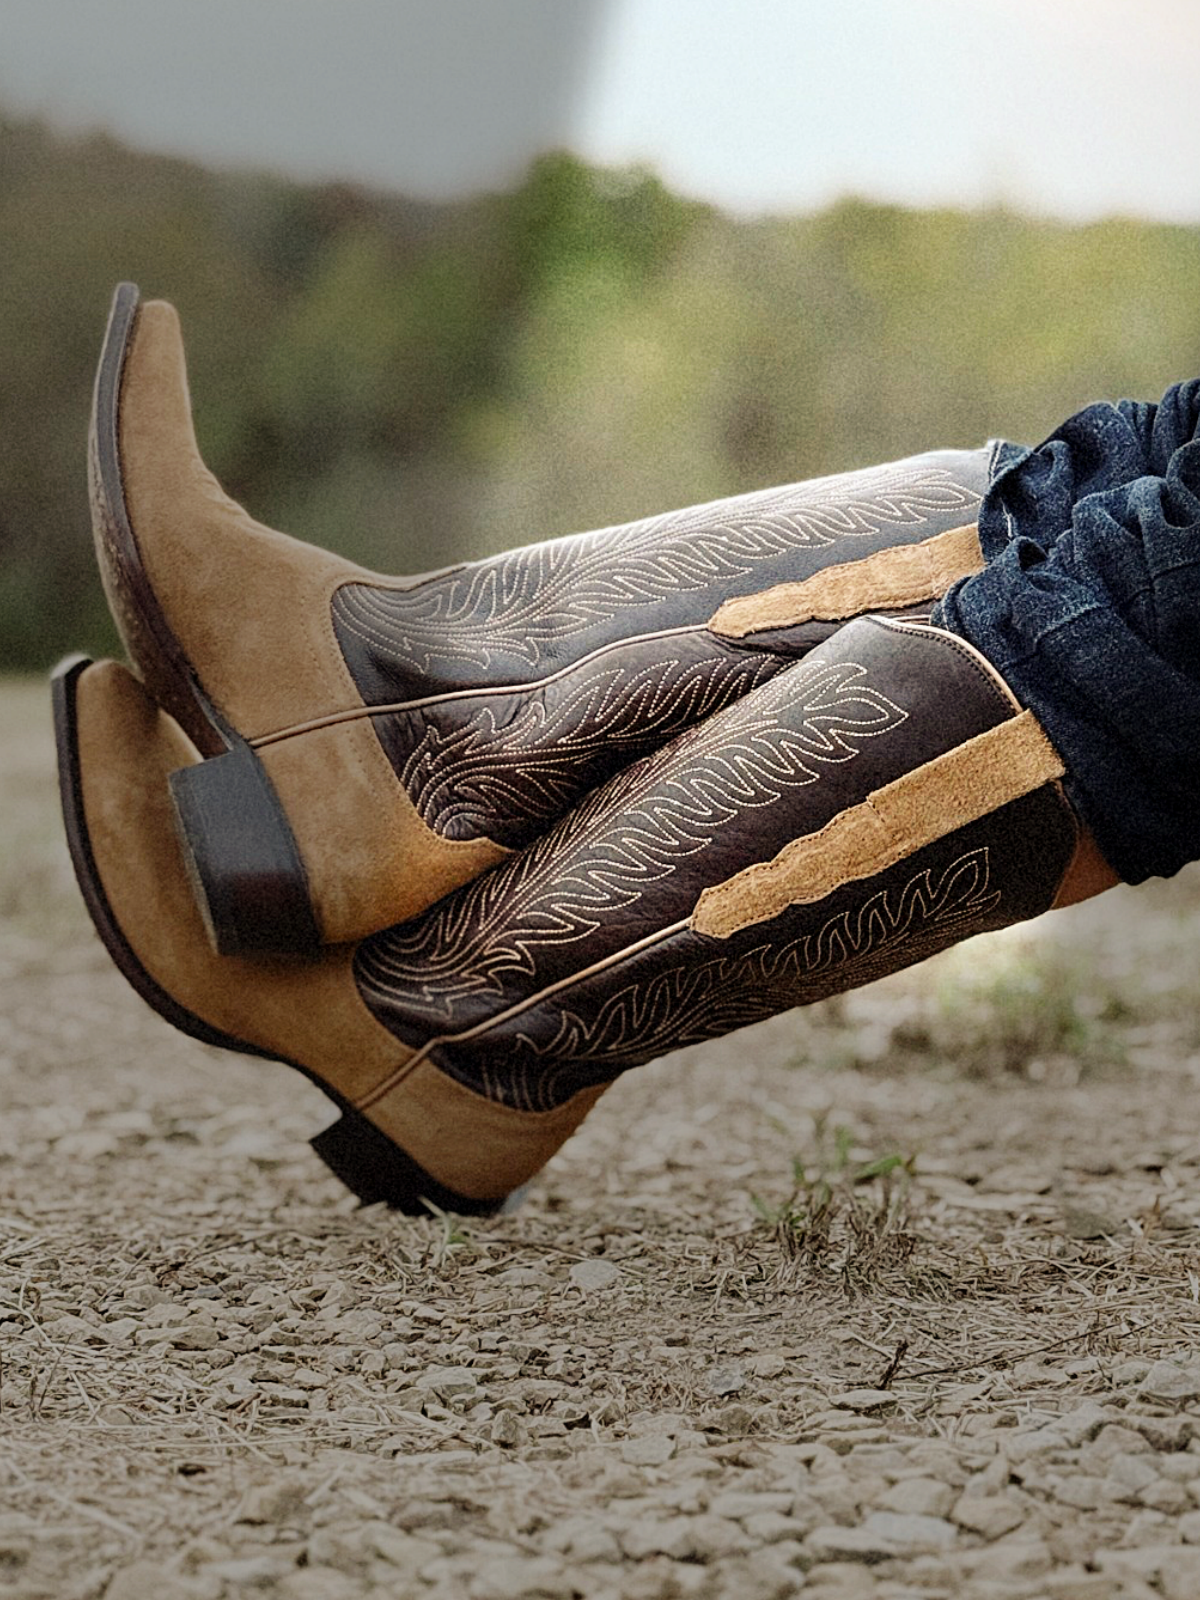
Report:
708,522,984,639
692,710,1064,940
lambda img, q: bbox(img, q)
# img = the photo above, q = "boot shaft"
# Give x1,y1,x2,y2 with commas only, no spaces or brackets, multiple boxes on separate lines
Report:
352,617,1077,1118
333,454,990,851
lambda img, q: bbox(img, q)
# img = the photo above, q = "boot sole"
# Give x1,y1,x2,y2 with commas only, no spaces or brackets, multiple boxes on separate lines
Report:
89,283,320,958
51,655,510,1218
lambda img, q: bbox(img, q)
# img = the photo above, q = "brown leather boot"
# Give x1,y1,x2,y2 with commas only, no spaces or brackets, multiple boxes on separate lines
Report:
55,616,1116,1215
91,284,991,957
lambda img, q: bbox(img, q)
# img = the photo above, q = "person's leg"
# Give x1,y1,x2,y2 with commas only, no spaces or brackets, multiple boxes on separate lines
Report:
55,612,1114,1215
935,379,1200,888
92,285,990,956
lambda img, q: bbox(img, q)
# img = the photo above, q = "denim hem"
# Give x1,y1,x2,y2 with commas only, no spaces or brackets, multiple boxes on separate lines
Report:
934,379,1200,885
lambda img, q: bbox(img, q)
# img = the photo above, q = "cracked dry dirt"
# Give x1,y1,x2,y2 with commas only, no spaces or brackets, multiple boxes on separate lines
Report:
5,676,1200,1600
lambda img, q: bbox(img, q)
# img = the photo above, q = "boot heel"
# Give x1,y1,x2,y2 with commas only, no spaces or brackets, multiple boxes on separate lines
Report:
168,739,322,957
310,1107,511,1216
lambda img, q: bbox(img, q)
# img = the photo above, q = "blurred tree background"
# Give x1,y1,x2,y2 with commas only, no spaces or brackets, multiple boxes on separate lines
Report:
2,108,1198,671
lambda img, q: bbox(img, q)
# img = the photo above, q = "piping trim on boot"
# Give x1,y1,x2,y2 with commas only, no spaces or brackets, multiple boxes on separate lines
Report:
356,917,691,1110
246,625,713,745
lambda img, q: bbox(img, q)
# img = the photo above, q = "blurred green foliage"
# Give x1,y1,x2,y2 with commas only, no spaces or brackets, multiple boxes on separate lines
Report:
2,110,1198,670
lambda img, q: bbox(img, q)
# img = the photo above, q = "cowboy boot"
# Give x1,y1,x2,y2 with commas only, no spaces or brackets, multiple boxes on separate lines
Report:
91,283,991,957
54,616,1116,1215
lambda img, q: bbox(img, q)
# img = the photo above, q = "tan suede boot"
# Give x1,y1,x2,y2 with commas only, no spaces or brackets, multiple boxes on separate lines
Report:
91,284,992,957
55,616,1116,1215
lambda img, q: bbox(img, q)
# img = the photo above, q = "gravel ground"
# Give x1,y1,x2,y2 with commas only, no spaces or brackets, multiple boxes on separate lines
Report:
4,676,1200,1600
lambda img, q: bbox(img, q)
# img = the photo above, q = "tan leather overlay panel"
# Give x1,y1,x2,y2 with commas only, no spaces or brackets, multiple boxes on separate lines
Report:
692,709,1065,939
708,523,984,638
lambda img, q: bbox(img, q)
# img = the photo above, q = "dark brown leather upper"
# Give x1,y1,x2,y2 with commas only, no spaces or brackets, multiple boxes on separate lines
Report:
353,617,1076,1112
334,451,989,848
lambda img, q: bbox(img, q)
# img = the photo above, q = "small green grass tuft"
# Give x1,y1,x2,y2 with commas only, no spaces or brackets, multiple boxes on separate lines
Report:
751,1114,917,1291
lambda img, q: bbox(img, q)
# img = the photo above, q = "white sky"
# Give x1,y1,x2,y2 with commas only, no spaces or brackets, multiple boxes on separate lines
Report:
2,0,1198,221
582,0,1200,221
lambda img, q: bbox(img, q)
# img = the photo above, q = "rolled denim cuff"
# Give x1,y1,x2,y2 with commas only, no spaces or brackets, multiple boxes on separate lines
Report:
934,380,1200,884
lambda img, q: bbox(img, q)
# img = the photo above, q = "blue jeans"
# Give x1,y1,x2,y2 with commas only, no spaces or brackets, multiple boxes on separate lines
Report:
933,380,1200,885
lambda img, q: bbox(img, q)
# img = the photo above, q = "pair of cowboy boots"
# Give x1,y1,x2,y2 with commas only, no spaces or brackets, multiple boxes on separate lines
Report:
58,285,1118,1214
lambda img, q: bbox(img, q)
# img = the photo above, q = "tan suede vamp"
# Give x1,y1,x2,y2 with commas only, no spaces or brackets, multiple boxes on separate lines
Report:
76,662,406,1104
76,663,587,1201
118,300,505,942
121,302,380,736
366,1066,608,1202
